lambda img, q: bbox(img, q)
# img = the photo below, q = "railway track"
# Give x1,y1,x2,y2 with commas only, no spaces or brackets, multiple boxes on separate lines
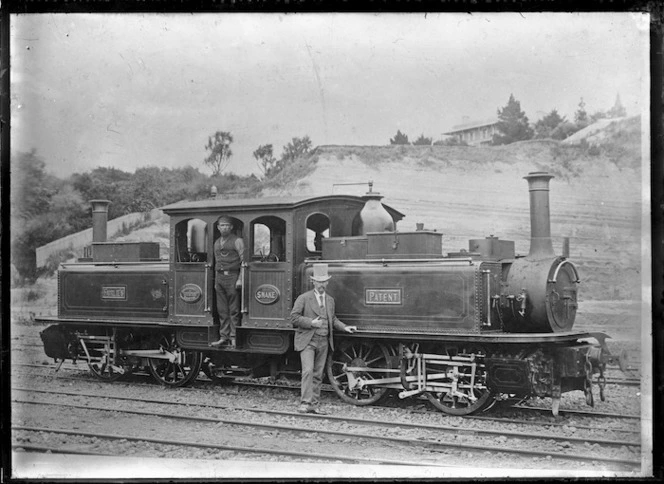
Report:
510,405,641,420
12,362,643,424
13,426,439,467
12,385,641,470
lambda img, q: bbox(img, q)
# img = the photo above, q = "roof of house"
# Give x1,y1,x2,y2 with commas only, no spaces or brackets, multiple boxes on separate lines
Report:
443,118,499,135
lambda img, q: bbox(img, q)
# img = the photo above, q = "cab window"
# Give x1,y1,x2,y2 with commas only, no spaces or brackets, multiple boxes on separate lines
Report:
251,216,286,262
174,218,208,263
306,213,330,253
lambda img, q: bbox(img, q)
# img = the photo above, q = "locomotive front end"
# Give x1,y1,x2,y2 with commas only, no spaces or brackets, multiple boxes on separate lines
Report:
501,172,580,333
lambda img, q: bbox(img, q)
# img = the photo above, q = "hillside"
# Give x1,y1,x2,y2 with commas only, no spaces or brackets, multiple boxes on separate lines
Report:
264,115,645,302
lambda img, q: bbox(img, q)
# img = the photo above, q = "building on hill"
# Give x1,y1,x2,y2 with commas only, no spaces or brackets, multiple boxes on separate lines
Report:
442,117,499,146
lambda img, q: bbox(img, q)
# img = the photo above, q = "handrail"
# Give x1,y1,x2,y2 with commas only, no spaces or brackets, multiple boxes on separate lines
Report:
304,257,474,265
204,263,211,313
482,269,492,327
60,261,168,267
549,260,580,283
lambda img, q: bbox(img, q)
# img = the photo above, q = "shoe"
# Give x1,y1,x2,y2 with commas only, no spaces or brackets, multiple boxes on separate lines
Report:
210,338,230,347
307,406,328,415
297,404,310,413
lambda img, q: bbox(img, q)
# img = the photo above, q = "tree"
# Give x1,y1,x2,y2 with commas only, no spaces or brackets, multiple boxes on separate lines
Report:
11,150,88,281
389,130,409,145
550,121,581,140
492,94,534,145
204,131,234,176
533,109,566,139
590,110,607,123
11,150,55,220
281,136,312,164
253,144,278,179
574,98,589,125
120,167,167,213
607,93,627,118
413,134,433,146
70,166,133,219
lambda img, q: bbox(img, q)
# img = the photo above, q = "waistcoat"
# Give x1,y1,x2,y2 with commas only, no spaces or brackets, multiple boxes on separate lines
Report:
214,235,242,272
314,293,329,337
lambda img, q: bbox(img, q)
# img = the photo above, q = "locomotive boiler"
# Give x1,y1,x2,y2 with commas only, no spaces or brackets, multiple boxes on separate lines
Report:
38,171,617,416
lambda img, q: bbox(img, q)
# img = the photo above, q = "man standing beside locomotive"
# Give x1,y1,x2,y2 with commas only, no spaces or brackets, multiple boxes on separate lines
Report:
211,216,245,348
290,264,356,414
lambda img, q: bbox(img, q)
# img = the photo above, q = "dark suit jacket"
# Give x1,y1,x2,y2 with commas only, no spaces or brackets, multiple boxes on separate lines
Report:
290,290,347,352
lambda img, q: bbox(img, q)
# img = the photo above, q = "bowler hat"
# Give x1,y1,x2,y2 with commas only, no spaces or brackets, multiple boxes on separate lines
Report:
310,264,332,282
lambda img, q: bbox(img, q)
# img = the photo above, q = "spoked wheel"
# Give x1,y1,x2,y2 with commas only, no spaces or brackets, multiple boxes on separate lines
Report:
326,340,393,405
84,331,126,382
88,358,124,382
147,333,202,387
425,345,494,416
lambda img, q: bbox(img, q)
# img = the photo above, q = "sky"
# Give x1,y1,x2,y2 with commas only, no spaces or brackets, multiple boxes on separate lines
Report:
10,12,650,178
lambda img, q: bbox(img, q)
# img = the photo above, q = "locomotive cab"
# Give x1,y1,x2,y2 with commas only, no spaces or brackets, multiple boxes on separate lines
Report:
160,193,405,354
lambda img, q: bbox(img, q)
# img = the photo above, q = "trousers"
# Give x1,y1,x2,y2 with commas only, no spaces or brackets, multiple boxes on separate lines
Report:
214,273,240,339
299,333,329,406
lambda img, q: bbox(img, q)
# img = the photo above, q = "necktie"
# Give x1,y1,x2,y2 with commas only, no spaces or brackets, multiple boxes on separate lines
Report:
318,293,326,317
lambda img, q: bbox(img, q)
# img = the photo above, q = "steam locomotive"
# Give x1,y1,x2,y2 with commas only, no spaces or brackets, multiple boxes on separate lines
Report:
38,171,618,416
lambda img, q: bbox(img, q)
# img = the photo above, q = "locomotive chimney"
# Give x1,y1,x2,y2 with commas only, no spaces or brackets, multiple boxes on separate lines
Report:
90,200,111,243
524,172,555,259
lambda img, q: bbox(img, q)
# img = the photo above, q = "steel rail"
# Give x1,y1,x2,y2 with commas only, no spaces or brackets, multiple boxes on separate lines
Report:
13,363,643,421
13,367,641,436
13,444,111,456
11,426,442,467
12,388,641,447
512,405,641,420
467,415,639,436
13,400,640,469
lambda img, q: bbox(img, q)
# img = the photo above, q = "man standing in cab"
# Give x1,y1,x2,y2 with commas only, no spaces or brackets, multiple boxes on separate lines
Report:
290,264,356,414
211,216,245,348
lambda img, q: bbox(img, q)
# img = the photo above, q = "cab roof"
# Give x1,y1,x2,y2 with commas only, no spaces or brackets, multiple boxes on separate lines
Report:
161,194,405,221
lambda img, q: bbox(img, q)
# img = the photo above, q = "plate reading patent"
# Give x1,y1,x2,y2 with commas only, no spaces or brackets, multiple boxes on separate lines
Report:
101,285,127,300
365,288,402,305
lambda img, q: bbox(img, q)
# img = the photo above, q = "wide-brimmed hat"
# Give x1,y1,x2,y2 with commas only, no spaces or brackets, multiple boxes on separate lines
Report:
310,264,331,282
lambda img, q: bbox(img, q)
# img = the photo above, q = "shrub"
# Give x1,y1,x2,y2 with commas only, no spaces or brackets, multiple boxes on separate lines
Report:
39,247,77,278
25,289,42,302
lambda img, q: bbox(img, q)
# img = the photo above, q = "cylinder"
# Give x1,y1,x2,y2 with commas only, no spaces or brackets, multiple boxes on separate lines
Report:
90,200,111,243
524,172,555,259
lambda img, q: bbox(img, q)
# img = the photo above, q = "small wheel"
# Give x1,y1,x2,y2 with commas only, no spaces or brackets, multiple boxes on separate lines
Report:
326,341,392,405
148,334,202,387
88,360,124,382
425,345,494,416
202,357,230,383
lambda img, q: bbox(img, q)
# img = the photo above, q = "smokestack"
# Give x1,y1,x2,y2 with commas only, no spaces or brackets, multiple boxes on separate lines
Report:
524,172,555,259
90,200,111,243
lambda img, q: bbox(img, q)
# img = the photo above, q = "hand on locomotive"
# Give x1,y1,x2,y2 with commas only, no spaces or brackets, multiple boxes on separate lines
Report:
290,265,356,415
